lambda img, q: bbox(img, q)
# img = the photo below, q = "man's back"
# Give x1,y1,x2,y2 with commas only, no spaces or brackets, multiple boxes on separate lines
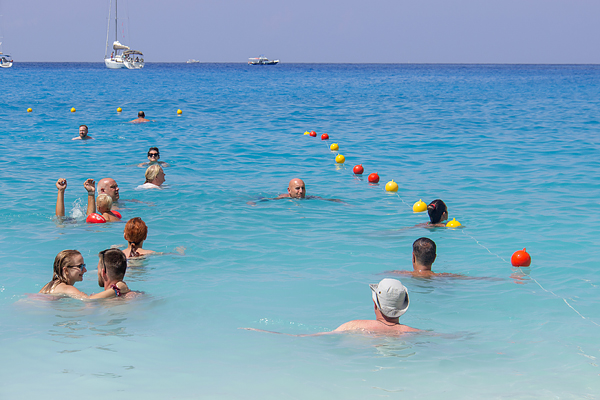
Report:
334,319,419,334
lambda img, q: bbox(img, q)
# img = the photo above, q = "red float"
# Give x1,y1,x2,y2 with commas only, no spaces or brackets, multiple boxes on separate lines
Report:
511,248,531,267
86,213,107,224
321,133,329,140
309,131,317,137
368,172,380,183
353,164,364,175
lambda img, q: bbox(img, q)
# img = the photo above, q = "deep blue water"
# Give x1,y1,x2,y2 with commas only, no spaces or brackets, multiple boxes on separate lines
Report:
1,63,599,399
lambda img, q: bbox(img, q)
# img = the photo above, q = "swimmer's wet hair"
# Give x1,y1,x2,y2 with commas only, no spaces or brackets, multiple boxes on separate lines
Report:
40,249,82,293
145,164,162,183
124,217,148,257
413,237,436,267
138,111,145,118
99,248,127,281
96,194,113,212
427,199,447,224
79,124,88,130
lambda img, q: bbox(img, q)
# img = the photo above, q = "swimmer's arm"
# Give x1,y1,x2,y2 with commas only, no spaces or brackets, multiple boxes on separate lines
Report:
84,179,96,216
239,328,333,337
55,178,67,217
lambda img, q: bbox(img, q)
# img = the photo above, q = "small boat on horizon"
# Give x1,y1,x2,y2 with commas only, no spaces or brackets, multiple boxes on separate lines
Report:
186,59,200,64
248,55,279,65
0,51,12,68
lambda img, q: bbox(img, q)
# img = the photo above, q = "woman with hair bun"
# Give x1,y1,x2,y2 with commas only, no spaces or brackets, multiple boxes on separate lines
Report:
123,217,157,258
426,199,448,227
39,250,128,299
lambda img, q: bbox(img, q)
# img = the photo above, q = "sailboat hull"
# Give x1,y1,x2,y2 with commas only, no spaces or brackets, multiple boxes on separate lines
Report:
105,58,125,69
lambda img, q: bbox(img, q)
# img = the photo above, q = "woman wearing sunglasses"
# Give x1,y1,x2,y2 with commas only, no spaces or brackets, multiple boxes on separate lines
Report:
39,250,127,299
138,147,170,167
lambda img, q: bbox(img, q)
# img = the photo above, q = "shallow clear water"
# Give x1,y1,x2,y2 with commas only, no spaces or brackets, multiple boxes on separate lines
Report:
1,63,599,399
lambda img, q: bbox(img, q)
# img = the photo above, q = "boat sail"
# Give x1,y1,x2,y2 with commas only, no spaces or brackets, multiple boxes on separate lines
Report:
0,4,12,68
104,0,144,69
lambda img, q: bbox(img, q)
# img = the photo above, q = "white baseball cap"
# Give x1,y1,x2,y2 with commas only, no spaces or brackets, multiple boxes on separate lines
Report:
370,278,410,318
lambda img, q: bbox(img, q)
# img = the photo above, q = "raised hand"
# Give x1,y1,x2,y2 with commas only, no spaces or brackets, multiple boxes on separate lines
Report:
56,178,67,191
84,179,96,194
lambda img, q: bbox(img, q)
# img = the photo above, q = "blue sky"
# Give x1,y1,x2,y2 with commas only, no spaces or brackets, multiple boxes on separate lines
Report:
1,0,599,63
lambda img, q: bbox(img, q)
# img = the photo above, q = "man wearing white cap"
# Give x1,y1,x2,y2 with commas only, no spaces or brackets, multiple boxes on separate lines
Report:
334,278,419,334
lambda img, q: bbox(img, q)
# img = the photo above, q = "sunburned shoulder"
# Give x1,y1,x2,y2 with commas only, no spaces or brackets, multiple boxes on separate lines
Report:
334,320,420,334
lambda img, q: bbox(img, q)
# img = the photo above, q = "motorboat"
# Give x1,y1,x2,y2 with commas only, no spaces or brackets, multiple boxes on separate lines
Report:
186,59,200,64
0,52,12,68
248,55,279,65
104,0,144,69
123,50,144,69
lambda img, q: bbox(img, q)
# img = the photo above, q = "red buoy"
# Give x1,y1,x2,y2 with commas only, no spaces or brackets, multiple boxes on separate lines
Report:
309,131,317,137
353,164,364,175
321,133,329,140
368,172,380,183
511,248,531,267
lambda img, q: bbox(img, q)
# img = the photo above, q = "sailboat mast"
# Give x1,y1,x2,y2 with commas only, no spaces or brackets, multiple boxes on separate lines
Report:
115,0,118,42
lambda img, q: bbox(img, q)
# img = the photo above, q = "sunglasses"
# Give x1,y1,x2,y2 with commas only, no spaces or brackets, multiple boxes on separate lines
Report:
148,153,159,158
69,263,86,270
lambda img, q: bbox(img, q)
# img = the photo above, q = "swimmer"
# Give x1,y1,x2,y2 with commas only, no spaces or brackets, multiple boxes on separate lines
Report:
332,279,419,334
123,217,157,258
243,278,420,336
72,125,93,140
39,250,129,299
426,199,448,227
97,178,120,202
96,248,137,298
248,178,344,204
388,238,489,279
137,164,165,189
130,111,151,123
95,193,121,222
138,147,170,167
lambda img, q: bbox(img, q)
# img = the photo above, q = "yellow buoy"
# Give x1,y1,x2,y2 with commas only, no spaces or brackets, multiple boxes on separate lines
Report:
70,107,76,113
385,180,399,192
446,218,461,228
177,109,183,115
413,199,427,213
335,154,345,164
27,108,32,113
330,143,339,151
117,107,122,113
304,131,310,135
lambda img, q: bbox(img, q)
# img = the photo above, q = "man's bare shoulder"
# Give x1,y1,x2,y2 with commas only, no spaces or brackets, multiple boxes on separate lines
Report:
387,270,484,280
334,320,419,334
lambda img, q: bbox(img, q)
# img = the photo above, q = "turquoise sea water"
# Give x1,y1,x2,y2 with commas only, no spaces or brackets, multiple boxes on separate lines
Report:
1,63,599,399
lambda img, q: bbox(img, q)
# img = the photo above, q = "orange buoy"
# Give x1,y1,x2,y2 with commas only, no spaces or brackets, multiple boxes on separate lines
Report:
511,248,531,267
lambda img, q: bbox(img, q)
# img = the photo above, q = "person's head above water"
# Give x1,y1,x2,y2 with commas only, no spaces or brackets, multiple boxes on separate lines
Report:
79,125,89,139
287,178,306,199
97,248,127,288
96,194,113,214
124,217,148,245
98,178,120,201
138,111,145,118
427,199,448,224
147,147,160,162
145,164,165,186
40,250,86,293
370,278,410,319
412,237,437,271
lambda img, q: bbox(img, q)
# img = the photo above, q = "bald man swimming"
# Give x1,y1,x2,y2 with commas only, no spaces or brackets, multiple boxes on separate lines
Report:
247,178,344,205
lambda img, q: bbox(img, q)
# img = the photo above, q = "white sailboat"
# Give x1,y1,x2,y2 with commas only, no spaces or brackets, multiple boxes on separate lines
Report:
104,0,144,69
